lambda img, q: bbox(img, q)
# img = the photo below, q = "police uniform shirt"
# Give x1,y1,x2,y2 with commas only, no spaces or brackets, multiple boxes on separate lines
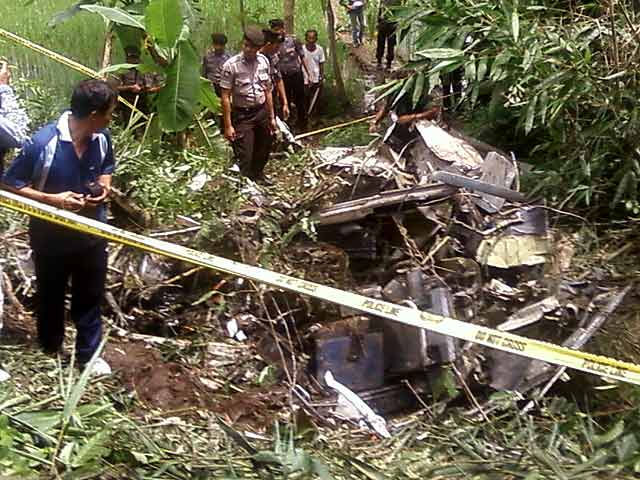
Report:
277,36,304,75
264,51,282,84
202,50,232,87
219,53,273,108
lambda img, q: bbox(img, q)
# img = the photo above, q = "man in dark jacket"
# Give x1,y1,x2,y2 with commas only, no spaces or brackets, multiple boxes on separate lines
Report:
376,0,401,70
269,19,309,132
202,33,232,97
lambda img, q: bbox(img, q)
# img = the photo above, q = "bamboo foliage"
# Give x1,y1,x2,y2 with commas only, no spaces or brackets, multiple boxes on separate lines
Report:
382,0,640,211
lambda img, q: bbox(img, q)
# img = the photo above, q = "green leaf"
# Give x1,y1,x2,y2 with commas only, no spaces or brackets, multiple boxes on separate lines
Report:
524,95,538,134
392,75,415,108
15,410,61,434
412,72,425,109
616,434,639,463
100,63,137,76
511,7,520,43
593,420,625,447
464,56,476,83
199,78,221,114
538,89,550,124
59,441,76,466
145,0,184,48
71,430,111,468
477,57,488,81
157,40,201,132
48,0,99,27
63,338,107,421
416,48,464,59
79,5,145,29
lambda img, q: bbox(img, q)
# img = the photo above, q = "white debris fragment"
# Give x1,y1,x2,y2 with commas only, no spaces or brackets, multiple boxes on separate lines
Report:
188,172,210,191
324,371,390,438
226,319,247,342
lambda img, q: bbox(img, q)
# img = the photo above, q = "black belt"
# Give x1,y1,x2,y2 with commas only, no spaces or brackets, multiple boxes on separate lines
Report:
232,103,265,114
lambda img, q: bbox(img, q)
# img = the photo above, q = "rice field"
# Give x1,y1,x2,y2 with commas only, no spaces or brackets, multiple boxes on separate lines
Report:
0,0,328,94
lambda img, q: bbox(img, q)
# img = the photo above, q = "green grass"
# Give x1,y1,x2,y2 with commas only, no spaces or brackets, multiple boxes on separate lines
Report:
0,0,328,95
0,0,106,95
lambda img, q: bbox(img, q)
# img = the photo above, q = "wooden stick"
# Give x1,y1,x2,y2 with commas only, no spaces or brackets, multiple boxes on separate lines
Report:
295,115,375,140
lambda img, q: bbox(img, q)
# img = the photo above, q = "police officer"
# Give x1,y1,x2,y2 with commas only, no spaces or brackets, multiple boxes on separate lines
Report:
269,19,309,132
219,27,277,182
116,45,162,122
202,33,232,97
260,29,290,121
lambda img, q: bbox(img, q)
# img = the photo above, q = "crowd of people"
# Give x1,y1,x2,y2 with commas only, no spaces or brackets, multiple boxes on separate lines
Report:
205,21,327,181
0,3,436,377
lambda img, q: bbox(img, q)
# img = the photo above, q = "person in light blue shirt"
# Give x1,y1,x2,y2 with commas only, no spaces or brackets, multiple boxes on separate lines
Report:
2,79,117,376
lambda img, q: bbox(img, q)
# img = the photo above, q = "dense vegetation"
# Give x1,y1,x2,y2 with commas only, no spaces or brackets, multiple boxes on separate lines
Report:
0,1,639,479
382,0,640,214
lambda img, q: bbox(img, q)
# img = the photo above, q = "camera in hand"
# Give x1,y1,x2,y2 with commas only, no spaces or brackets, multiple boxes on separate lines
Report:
85,181,104,198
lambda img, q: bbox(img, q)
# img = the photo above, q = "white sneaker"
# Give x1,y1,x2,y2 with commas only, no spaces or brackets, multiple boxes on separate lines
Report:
84,357,112,376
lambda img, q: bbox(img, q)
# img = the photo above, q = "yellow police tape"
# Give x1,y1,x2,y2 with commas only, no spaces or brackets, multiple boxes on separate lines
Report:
1,189,639,385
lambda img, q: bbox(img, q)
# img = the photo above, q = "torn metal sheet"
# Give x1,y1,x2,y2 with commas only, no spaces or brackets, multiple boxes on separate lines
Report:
415,121,484,172
315,319,384,391
473,152,518,213
324,371,391,438
497,296,561,332
486,279,521,299
317,183,456,225
315,146,398,178
476,235,551,268
379,276,459,373
433,171,527,203
506,207,548,236
276,116,302,149
517,286,632,393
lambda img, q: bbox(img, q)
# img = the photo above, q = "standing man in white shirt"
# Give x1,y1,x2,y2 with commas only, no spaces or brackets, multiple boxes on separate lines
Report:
302,30,326,118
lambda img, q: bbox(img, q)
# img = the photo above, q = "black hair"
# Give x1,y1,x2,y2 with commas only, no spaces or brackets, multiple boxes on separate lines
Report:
70,80,117,119
244,26,266,47
124,45,141,57
269,18,285,29
211,33,228,45
305,29,318,38
263,29,284,44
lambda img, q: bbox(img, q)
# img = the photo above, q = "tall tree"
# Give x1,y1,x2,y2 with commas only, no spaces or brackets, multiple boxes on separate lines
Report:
325,0,346,101
284,0,295,33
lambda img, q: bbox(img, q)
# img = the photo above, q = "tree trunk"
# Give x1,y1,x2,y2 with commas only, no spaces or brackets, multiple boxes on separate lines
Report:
326,0,347,101
239,0,246,31
101,27,114,72
284,0,295,34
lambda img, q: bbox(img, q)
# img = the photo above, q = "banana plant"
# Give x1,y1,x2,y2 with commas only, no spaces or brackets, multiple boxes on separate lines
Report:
26,0,216,132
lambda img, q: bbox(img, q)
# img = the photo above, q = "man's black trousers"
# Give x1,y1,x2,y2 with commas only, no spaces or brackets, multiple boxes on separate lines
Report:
282,71,308,132
231,104,273,180
376,22,397,66
33,242,107,364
